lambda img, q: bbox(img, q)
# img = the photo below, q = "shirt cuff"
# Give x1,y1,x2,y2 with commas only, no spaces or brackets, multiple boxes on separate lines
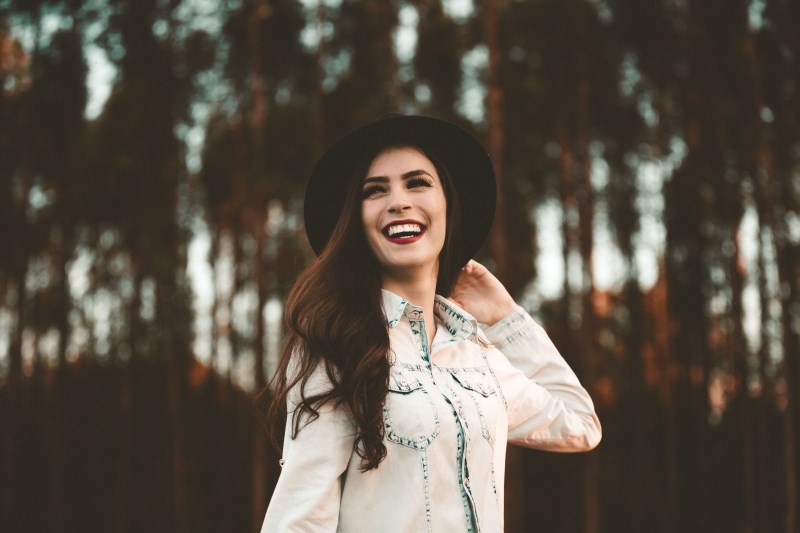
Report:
481,305,537,349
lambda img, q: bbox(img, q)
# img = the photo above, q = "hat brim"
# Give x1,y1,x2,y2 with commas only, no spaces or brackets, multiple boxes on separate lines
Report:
304,115,496,267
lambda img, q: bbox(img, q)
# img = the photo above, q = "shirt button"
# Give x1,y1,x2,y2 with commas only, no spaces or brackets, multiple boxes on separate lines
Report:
464,477,470,487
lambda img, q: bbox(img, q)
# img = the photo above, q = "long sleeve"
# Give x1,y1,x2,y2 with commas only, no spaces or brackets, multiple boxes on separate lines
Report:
481,306,602,452
261,365,355,532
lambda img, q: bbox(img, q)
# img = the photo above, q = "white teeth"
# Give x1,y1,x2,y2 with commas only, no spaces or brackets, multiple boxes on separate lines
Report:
387,223,422,237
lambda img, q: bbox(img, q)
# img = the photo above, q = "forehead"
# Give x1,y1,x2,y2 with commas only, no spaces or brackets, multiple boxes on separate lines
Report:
365,146,440,180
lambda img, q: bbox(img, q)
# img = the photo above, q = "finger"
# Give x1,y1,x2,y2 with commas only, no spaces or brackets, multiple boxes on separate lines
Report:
447,296,463,308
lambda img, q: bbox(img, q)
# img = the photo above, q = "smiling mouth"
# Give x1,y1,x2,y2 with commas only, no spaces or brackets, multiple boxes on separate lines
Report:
382,221,426,242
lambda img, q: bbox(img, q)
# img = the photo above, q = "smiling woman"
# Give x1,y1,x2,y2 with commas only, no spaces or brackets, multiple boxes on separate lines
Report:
261,115,601,532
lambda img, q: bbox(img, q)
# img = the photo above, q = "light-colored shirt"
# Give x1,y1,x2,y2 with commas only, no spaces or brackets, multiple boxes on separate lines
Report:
261,289,601,532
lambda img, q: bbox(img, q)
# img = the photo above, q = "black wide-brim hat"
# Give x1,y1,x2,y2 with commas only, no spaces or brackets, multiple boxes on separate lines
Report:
304,115,496,266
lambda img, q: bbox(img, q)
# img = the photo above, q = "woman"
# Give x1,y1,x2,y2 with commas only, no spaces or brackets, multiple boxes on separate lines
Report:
261,115,601,532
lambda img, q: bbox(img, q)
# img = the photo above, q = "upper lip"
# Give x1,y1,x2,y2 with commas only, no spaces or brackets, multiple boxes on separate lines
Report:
381,219,426,235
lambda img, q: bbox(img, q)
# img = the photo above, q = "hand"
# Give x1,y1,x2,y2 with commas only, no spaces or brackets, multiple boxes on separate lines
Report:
449,260,517,325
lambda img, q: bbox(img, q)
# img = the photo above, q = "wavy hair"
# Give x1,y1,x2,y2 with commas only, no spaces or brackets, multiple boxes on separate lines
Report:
266,143,463,471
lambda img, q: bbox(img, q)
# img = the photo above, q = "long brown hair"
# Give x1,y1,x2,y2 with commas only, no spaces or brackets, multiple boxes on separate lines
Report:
267,143,463,471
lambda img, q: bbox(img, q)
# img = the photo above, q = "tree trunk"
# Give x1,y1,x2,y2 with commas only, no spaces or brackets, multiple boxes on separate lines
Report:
312,0,327,157
48,224,72,533
153,216,188,532
158,276,188,533
736,2,797,527
733,233,756,532
3,264,26,533
249,4,269,529
575,49,599,533
251,210,269,530
3,161,33,532
779,241,798,533
484,0,510,284
116,267,143,533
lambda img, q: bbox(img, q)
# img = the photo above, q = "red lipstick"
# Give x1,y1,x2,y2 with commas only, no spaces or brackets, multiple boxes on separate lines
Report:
382,219,426,244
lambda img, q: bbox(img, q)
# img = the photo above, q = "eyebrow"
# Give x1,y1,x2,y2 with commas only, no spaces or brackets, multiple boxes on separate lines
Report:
363,169,434,184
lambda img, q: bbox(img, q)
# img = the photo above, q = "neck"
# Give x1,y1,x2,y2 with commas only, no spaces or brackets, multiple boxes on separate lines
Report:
381,264,438,340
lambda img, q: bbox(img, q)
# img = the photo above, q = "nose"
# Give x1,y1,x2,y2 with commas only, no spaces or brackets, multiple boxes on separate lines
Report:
387,187,412,214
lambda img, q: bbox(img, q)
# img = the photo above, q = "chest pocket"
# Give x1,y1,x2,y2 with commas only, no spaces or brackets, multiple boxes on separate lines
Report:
450,369,501,444
451,370,496,397
383,367,439,450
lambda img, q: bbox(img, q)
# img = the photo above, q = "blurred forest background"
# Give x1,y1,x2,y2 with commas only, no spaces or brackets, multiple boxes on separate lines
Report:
1,0,799,531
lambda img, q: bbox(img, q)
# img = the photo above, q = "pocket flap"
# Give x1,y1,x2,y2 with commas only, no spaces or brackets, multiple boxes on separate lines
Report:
451,370,496,397
388,368,423,394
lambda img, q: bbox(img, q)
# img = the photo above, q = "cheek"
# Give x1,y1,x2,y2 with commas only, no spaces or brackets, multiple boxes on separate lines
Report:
360,202,374,229
426,194,448,245
431,193,448,228
361,202,381,243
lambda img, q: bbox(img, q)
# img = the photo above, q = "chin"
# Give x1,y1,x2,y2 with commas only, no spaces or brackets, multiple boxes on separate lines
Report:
377,252,440,274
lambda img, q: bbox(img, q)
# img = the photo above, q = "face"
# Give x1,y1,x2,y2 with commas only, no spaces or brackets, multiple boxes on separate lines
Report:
360,146,447,280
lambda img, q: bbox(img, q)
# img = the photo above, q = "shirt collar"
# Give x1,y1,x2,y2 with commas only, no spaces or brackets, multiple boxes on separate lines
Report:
381,289,409,329
381,289,477,340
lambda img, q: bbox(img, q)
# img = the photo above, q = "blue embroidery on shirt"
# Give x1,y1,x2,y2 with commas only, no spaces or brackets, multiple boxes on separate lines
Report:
380,290,486,531
420,450,433,533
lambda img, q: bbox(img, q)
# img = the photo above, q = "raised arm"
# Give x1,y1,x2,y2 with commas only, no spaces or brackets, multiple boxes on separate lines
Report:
450,260,601,451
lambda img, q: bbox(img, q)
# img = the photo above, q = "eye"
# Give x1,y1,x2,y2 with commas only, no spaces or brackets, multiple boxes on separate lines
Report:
407,177,433,189
362,184,385,198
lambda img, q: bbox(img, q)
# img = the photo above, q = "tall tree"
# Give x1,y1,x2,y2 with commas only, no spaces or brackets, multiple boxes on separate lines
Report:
324,0,400,137
93,0,202,527
1,4,46,528
32,7,89,527
213,0,313,526
760,1,800,529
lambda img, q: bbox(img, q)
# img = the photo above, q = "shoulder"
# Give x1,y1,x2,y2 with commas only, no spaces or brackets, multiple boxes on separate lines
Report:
285,351,339,407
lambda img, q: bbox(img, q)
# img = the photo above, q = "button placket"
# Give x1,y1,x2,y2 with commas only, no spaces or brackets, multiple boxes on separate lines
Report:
409,300,480,531
441,378,478,531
